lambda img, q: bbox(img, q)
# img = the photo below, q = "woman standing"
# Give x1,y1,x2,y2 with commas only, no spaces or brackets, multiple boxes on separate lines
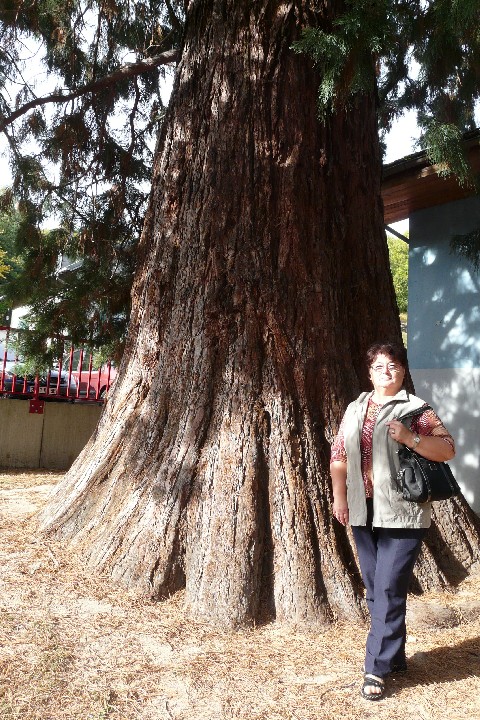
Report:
330,342,455,700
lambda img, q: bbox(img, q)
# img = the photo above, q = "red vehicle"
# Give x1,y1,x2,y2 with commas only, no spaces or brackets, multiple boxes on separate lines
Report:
0,327,116,402
65,348,117,400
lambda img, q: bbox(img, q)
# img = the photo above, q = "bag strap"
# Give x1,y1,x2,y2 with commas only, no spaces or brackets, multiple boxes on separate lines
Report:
390,404,431,488
398,403,431,429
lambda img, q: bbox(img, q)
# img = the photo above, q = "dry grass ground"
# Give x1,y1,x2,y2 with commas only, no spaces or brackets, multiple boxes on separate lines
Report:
1,470,480,720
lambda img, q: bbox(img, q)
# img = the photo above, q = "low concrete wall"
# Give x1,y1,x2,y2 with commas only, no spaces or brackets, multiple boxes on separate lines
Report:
0,399,102,470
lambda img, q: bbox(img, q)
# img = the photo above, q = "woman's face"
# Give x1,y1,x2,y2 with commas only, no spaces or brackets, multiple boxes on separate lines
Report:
369,353,405,396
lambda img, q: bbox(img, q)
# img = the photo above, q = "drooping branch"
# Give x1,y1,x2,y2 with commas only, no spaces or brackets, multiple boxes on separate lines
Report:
164,0,183,34
0,48,180,132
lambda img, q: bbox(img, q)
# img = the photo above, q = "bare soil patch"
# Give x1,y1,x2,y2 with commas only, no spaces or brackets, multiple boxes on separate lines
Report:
1,470,480,719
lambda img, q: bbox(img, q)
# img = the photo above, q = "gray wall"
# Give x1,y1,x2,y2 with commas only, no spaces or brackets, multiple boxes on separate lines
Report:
408,195,480,512
0,399,102,470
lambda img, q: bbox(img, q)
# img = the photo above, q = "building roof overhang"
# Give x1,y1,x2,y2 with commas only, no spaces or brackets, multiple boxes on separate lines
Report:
381,130,480,225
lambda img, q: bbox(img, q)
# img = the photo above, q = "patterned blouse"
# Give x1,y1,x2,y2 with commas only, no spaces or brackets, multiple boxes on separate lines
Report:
330,398,455,498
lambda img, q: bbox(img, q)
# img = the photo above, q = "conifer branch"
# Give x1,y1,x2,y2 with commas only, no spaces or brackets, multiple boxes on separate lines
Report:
0,48,180,132
164,0,183,34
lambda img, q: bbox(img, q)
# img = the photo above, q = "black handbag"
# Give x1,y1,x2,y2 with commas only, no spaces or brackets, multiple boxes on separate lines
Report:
395,405,460,503
396,444,461,503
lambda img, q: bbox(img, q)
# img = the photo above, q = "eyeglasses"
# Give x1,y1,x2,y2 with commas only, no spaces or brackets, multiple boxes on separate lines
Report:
371,363,403,374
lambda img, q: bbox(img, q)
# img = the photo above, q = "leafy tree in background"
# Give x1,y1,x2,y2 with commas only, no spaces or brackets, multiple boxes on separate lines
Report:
0,247,10,284
0,0,479,359
387,234,409,314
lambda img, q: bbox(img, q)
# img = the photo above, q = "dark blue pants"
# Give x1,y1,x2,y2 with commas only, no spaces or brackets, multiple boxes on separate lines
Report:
352,500,426,678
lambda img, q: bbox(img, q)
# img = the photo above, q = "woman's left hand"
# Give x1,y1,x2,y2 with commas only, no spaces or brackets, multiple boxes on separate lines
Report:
385,420,413,447
386,419,455,461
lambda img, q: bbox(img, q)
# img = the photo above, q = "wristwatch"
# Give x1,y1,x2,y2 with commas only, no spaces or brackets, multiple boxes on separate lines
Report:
411,434,421,449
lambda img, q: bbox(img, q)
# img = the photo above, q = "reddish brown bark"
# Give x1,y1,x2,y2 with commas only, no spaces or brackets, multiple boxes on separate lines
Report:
39,0,480,627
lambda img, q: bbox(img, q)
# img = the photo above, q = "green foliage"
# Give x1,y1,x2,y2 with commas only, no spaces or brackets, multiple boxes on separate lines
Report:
295,0,480,269
0,1,184,357
421,121,473,187
294,0,480,181
0,194,135,357
0,247,10,278
0,204,24,322
450,229,480,272
293,1,397,116
10,320,70,372
387,234,408,314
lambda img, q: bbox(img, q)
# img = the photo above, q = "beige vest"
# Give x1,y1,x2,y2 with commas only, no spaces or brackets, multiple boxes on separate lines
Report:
342,390,432,528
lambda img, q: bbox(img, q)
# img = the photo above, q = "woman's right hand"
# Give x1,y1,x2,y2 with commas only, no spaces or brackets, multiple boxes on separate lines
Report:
332,500,349,526
330,460,349,525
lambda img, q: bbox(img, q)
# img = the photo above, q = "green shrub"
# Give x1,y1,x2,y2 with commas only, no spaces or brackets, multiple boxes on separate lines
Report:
387,235,408,314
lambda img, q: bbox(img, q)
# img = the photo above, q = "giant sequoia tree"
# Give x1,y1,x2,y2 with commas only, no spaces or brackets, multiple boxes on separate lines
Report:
31,1,480,626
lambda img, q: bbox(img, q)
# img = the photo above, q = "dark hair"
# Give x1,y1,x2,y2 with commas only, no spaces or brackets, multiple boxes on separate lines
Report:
366,341,407,369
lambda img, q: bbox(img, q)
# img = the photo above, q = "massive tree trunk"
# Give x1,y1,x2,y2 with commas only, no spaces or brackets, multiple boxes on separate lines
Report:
39,0,480,627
